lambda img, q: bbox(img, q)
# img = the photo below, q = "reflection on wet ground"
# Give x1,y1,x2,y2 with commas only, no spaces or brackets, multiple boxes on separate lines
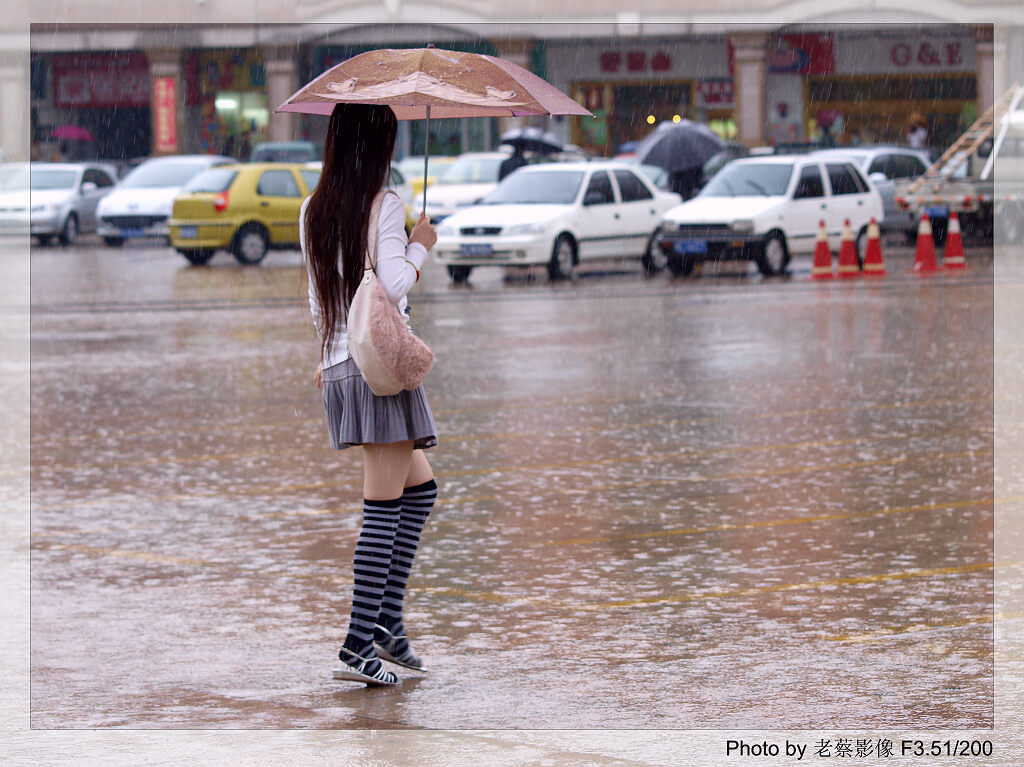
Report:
29,241,996,729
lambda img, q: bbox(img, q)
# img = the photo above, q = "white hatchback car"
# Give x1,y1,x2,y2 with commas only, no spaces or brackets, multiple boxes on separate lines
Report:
96,154,236,246
656,155,884,277
433,162,683,282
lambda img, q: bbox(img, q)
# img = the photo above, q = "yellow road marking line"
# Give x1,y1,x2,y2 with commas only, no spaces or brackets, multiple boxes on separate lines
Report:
33,542,1017,615
31,447,992,511
546,496,1001,546
824,611,1024,643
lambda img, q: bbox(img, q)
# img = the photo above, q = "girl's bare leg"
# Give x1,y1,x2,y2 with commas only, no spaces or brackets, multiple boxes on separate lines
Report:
405,449,433,488
362,440,415,500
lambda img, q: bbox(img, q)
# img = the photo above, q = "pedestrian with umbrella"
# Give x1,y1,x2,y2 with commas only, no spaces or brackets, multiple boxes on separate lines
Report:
278,45,588,687
633,118,723,200
498,126,563,179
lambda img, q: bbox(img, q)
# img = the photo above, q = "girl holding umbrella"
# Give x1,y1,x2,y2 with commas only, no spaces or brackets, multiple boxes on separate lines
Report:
282,45,589,687
303,103,439,686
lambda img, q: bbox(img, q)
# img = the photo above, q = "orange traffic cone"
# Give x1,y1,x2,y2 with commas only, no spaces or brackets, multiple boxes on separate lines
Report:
943,211,967,269
862,217,886,276
910,212,939,274
837,219,859,278
810,219,833,280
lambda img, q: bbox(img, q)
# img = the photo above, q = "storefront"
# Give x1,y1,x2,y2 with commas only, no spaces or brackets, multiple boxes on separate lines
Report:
545,37,734,156
185,49,269,158
767,27,978,151
31,51,152,161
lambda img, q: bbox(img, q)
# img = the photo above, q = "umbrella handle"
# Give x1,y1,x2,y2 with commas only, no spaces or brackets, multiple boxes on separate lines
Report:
422,105,430,218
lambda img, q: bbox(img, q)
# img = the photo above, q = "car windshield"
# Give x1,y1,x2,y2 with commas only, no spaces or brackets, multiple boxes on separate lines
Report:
482,170,584,205
700,163,793,197
0,165,30,191
251,146,316,162
184,168,238,193
438,156,503,184
31,169,78,190
121,160,218,188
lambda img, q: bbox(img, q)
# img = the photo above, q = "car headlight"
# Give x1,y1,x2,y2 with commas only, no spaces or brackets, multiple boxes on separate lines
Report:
506,223,544,236
437,224,456,238
659,221,678,234
731,219,755,233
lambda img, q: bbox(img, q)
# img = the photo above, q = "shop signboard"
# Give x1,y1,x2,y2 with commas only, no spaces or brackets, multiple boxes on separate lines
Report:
53,53,150,108
833,30,976,74
698,79,734,108
547,40,727,84
767,34,835,75
154,77,178,154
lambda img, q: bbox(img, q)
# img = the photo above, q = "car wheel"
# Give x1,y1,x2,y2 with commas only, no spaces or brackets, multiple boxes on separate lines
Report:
232,224,269,265
34,235,52,246
179,248,216,266
447,265,473,283
756,231,789,276
103,236,125,247
58,214,79,246
641,231,668,275
548,233,576,281
667,254,697,277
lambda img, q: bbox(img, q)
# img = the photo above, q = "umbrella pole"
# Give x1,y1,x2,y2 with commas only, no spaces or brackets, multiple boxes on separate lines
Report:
422,105,430,218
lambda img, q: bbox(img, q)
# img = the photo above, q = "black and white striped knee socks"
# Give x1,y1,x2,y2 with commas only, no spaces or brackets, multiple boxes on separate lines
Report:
376,479,437,638
343,498,400,663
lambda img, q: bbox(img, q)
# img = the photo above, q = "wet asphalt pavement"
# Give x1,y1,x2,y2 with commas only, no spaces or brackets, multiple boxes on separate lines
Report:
11,232,1024,762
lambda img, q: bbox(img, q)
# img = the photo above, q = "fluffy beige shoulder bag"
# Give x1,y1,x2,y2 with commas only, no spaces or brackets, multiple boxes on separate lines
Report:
347,189,434,397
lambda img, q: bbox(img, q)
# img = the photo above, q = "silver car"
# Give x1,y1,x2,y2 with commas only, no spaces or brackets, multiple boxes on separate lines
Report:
29,162,118,245
811,146,930,237
96,155,236,246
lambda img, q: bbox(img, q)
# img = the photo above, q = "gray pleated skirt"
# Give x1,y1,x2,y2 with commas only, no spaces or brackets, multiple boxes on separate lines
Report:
321,357,438,451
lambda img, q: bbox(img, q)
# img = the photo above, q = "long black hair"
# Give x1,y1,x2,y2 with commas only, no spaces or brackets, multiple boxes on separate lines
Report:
305,103,398,360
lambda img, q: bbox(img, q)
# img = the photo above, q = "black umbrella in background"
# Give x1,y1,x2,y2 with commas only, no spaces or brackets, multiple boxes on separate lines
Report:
499,126,564,154
633,119,724,173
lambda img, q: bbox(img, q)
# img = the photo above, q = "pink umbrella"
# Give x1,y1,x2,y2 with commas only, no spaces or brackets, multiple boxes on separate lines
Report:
51,125,94,142
276,45,591,213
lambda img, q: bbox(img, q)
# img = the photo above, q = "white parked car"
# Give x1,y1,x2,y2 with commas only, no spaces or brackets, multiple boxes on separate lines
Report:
433,162,683,282
96,154,235,246
29,163,118,245
655,155,884,277
811,146,930,238
415,152,507,224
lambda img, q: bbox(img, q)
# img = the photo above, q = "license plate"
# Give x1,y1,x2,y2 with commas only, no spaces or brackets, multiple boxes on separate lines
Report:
925,206,948,218
178,226,197,239
121,228,143,238
674,239,707,255
460,243,493,257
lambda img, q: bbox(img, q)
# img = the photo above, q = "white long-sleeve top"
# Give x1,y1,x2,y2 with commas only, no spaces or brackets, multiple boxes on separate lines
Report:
301,190,427,367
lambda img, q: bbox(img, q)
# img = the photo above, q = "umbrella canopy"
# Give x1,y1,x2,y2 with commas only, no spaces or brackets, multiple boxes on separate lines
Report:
633,119,723,173
50,125,94,142
277,47,591,120
499,126,563,154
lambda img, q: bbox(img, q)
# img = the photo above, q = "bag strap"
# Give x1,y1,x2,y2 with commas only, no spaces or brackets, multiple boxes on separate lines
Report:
364,189,399,274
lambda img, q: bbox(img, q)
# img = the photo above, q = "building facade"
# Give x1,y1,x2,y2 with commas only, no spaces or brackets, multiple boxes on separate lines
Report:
8,3,1024,164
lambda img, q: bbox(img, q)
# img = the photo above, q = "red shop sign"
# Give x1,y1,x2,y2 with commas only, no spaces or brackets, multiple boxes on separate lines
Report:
699,80,734,106
599,50,672,74
52,52,151,108
153,77,178,153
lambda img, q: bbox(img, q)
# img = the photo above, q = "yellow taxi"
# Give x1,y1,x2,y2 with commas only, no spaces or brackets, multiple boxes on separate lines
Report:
169,162,320,265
